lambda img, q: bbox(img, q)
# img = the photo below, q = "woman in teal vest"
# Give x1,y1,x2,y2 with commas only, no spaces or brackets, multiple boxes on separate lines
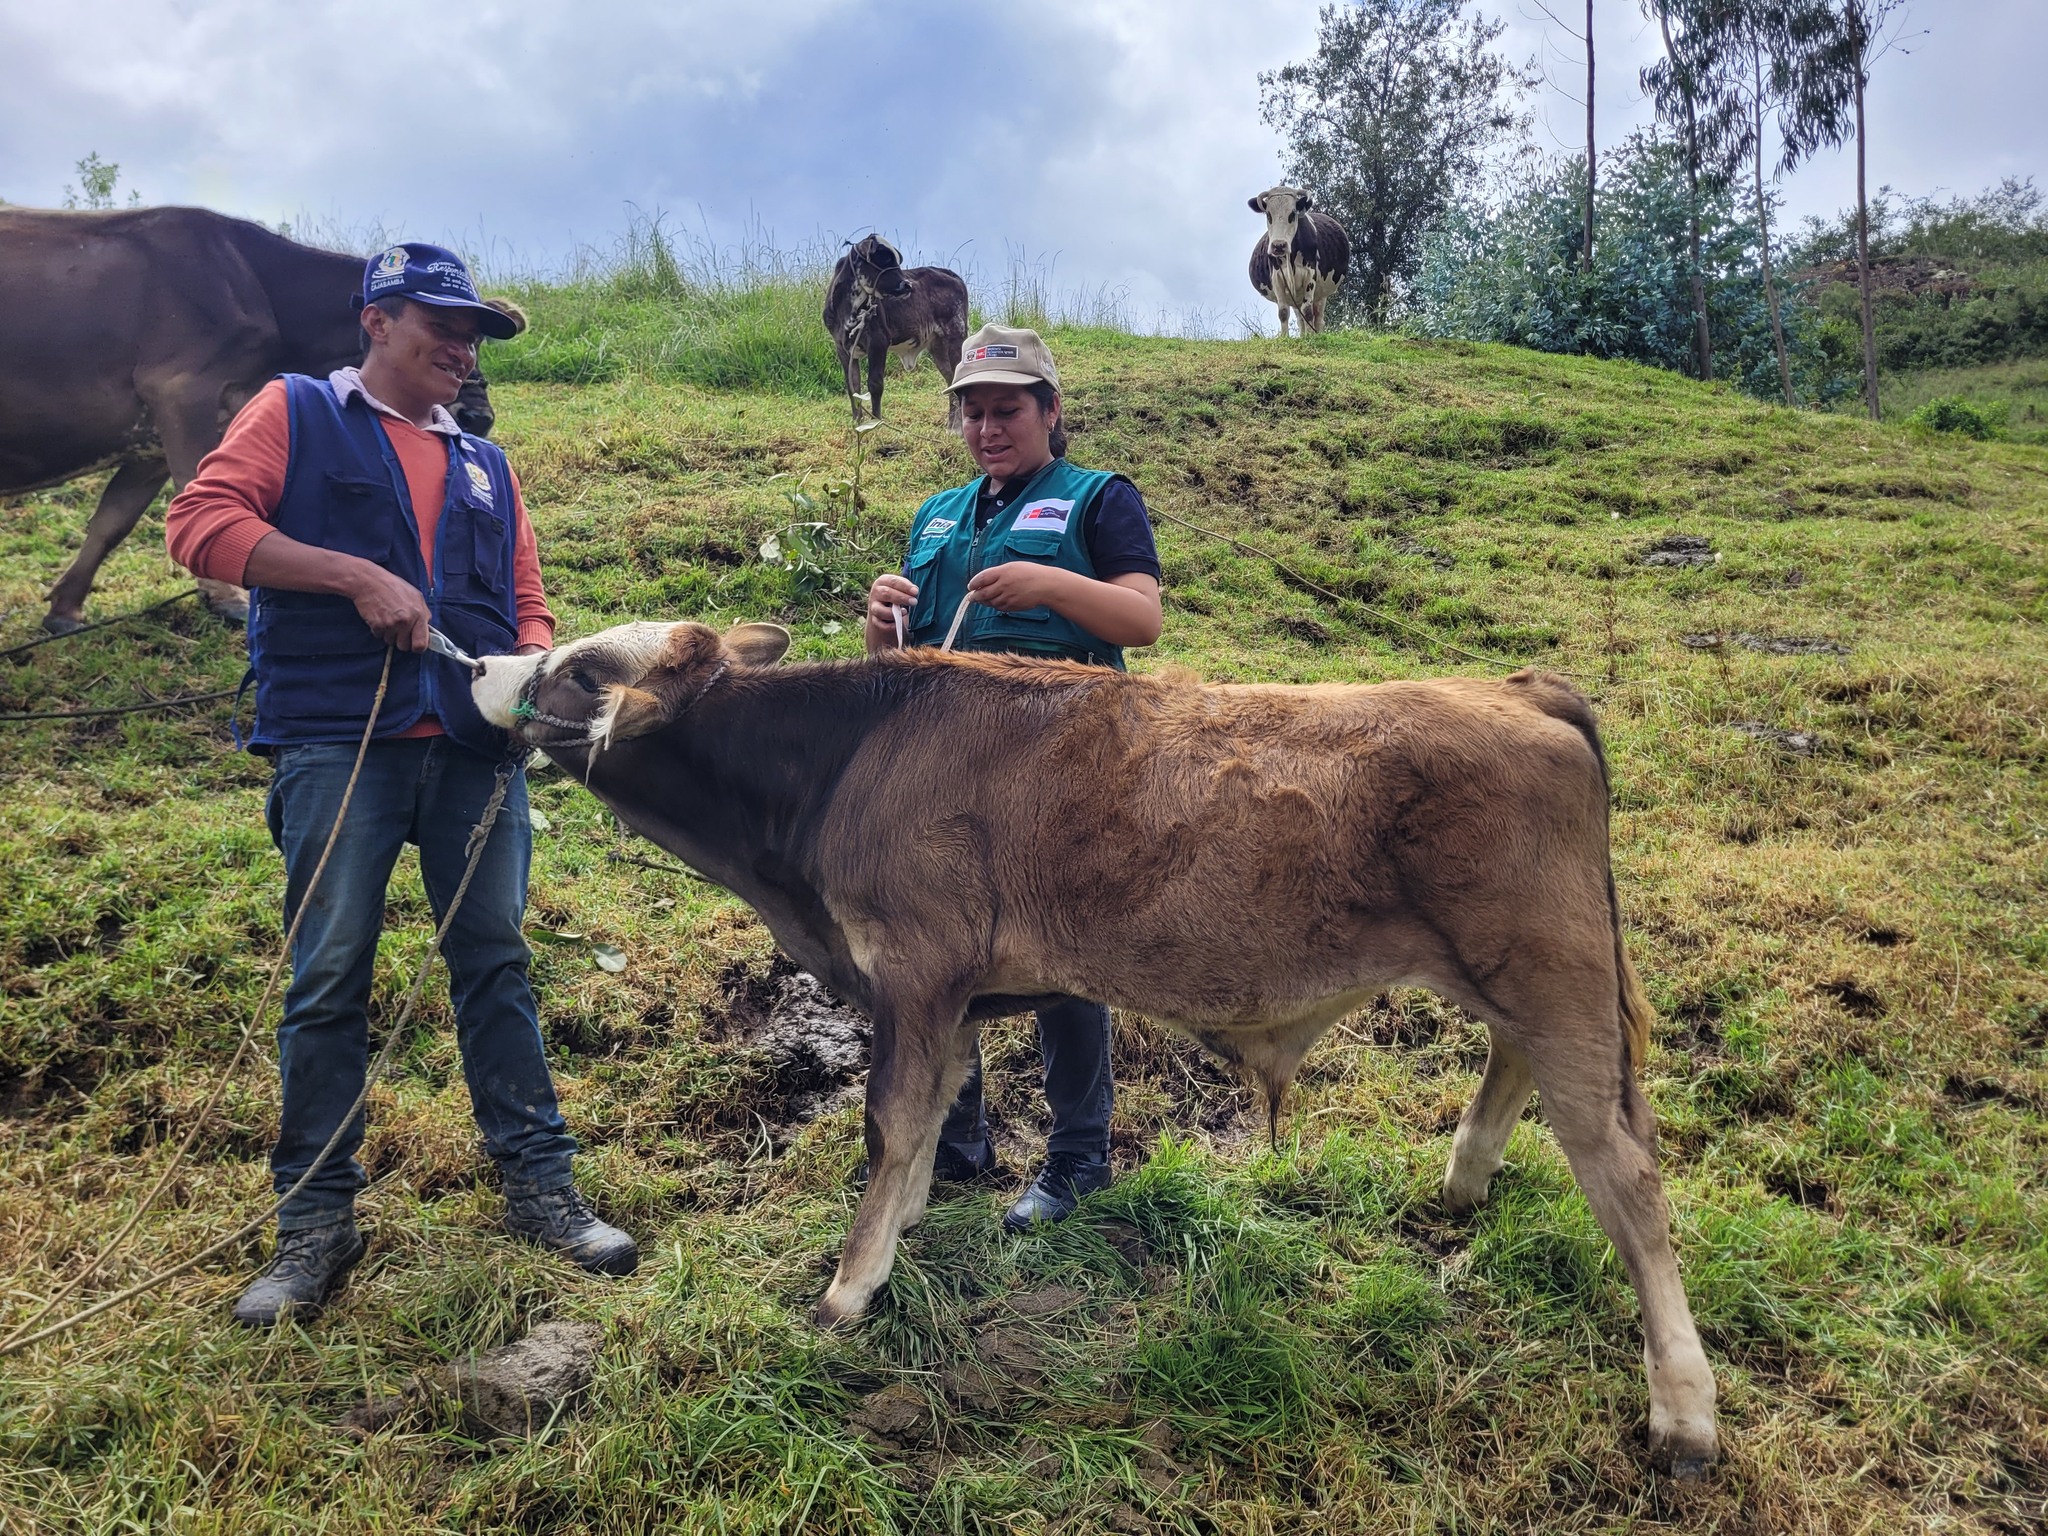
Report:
864,323,1162,1231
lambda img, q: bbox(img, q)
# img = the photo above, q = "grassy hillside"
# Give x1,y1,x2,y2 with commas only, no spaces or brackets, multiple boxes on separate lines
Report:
1,332,2044,1534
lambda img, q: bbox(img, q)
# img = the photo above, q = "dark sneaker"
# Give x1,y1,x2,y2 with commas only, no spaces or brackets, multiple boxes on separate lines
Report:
232,1217,366,1326
855,1138,997,1189
504,1187,639,1276
1002,1153,1113,1233
934,1139,999,1184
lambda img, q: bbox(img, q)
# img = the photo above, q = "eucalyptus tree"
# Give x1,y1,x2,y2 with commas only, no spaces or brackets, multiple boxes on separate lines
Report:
1526,0,1599,271
1641,3,1745,382
1776,0,1914,419
1670,1,1800,405
1259,0,1531,324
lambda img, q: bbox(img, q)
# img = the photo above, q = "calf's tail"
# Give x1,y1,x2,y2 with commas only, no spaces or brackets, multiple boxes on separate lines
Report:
1505,669,1656,1076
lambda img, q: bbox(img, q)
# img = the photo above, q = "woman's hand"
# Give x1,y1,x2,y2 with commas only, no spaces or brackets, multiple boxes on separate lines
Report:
965,562,1066,613
864,573,919,653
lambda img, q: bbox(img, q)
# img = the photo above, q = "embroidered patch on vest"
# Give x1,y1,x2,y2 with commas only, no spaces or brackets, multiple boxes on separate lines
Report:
1015,498,1075,535
464,460,495,505
921,517,957,538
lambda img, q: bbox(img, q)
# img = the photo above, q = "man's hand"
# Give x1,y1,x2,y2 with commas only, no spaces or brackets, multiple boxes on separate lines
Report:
864,573,919,653
344,560,431,651
966,562,1069,613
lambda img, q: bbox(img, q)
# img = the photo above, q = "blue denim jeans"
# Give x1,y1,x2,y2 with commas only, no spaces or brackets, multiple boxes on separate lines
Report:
941,998,1114,1162
264,738,575,1229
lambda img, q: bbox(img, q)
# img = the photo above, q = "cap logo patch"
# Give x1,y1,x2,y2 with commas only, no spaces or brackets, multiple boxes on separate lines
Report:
465,460,494,504
375,245,409,276
969,344,1019,361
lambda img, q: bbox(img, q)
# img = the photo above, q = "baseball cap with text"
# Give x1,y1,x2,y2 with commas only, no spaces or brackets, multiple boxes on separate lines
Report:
948,323,1060,393
354,243,520,340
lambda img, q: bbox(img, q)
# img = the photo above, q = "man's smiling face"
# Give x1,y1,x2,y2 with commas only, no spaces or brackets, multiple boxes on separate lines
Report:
362,298,482,408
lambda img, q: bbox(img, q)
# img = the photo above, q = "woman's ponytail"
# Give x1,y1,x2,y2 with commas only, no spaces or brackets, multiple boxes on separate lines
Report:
1026,380,1068,458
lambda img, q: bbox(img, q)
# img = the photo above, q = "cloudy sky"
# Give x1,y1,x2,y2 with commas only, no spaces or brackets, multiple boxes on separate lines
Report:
4,1,2040,329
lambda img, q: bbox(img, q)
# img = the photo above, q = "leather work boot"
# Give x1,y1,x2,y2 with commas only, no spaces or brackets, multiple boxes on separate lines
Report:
853,1138,998,1189
1002,1152,1114,1233
231,1216,367,1327
504,1187,639,1276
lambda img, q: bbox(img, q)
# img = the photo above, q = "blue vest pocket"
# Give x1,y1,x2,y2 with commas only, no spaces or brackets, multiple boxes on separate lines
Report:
319,473,398,561
255,608,386,657
442,510,507,590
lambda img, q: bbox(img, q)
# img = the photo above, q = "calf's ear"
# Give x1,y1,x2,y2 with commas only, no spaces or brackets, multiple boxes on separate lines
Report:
725,622,792,667
596,684,669,744
1299,192,1315,212
591,622,724,746
1248,194,1266,213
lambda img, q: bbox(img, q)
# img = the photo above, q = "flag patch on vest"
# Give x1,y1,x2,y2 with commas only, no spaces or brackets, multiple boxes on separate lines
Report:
1015,498,1075,534
464,460,494,505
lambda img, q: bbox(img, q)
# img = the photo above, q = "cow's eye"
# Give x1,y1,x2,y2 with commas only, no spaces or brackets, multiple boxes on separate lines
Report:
569,669,600,693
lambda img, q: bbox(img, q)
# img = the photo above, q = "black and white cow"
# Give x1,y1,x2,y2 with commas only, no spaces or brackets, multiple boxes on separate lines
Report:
1247,186,1351,337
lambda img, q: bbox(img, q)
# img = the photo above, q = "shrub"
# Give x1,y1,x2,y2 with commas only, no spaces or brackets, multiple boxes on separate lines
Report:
1408,132,1853,404
1906,395,2010,440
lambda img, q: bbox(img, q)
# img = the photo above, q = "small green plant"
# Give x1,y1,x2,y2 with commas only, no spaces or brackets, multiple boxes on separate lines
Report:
62,152,139,211
760,410,884,599
1906,394,2009,439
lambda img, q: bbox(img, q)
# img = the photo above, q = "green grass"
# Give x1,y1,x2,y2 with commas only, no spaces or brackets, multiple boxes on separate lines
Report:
2,325,2045,1533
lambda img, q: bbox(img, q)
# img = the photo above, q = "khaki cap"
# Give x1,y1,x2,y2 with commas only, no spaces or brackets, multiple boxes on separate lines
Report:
948,323,1060,392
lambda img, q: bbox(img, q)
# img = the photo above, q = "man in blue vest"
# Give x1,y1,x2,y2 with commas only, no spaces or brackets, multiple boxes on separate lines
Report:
165,244,637,1326
863,324,1163,1230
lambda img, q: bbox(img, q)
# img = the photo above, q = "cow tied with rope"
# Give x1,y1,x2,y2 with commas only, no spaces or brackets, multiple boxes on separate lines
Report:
470,619,1720,1477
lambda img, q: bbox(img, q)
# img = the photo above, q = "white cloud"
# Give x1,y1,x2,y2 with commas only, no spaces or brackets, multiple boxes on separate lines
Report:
2,0,2040,325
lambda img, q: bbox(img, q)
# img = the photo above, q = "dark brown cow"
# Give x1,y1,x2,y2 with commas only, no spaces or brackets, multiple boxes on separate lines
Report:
470,622,1720,1478
1248,185,1351,336
822,235,969,423
0,207,510,633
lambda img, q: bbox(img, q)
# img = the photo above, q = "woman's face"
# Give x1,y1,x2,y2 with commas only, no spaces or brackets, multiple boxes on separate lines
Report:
958,383,1056,482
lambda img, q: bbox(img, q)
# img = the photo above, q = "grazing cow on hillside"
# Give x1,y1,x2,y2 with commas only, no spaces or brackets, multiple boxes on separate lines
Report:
1248,185,1350,336
471,622,1721,1479
0,207,513,634
823,235,969,423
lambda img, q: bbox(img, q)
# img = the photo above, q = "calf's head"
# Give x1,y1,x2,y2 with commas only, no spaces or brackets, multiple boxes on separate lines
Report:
1249,185,1313,260
849,234,913,298
472,620,791,751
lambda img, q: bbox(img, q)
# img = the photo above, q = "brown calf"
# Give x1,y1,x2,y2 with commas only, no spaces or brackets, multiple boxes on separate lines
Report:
822,235,969,423
471,622,1718,1477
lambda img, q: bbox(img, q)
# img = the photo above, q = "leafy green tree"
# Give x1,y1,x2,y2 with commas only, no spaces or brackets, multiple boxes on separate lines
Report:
1259,0,1530,324
1651,2,1801,404
1640,3,1749,382
1776,0,1916,418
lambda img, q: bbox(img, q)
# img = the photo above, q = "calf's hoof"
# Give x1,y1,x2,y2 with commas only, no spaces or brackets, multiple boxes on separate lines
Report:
40,611,86,637
1649,1421,1718,1482
1439,1168,1493,1213
811,1285,868,1332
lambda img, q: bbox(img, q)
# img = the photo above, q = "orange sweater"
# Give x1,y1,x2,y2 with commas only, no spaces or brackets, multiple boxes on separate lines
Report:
165,379,554,736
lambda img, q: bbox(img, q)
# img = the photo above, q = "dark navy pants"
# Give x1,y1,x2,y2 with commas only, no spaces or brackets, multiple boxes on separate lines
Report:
940,998,1114,1161
263,738,575,1229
